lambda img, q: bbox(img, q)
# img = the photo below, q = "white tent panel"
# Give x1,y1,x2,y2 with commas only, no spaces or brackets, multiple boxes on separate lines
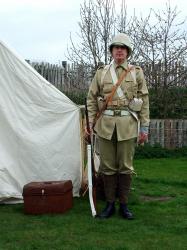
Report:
0,41,82,202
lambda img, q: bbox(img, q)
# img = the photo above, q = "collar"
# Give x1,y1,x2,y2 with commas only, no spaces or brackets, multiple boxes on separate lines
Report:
113,60,128,70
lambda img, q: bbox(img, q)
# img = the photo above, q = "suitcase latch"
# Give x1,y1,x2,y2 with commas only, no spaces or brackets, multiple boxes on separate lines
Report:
42,189,45,195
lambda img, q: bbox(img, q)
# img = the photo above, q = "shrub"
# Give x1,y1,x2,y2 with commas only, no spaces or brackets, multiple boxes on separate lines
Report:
64,90,87,105
135,143,187,159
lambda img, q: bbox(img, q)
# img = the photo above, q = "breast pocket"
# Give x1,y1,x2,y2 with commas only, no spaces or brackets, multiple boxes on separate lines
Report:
103,83,113,95
123,80,138,99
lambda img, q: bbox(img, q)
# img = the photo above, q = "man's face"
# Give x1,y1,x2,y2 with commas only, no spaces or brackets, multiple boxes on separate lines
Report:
112,45,128,62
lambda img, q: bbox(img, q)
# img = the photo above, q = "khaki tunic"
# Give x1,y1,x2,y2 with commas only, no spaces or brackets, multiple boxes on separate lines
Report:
87,60,150,141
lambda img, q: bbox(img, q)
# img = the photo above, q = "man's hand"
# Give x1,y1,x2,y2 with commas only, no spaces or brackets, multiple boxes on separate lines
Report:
84,122,93,139
138,132,148,145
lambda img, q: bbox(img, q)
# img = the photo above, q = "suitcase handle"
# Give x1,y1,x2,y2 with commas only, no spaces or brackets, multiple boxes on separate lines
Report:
44,181,53,184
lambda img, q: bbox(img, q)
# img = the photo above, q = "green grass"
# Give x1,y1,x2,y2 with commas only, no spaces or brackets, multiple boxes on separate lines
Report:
0,158,187,250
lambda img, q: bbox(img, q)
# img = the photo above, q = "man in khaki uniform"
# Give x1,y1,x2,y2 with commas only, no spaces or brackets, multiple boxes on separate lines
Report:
87,33,149,219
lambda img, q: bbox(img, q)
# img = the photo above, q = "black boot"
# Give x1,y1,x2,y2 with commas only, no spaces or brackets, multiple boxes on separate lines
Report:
98,202,115,219
97,174,117,219
119,203,134,220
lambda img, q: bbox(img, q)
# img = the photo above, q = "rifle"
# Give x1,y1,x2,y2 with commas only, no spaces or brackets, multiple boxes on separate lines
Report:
85,98,97,217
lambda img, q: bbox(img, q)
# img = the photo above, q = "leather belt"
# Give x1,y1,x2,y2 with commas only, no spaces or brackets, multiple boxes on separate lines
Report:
103,110,130,116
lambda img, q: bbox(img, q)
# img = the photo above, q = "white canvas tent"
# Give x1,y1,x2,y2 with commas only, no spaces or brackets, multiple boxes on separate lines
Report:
0,40,83,203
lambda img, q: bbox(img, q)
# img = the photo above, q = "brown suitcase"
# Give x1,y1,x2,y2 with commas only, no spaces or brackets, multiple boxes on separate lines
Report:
23,180,73,214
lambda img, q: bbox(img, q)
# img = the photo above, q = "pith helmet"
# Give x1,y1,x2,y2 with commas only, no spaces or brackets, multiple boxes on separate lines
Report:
109,33,132,57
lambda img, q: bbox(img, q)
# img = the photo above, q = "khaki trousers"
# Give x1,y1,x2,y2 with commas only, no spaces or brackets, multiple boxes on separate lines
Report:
98,128,136,175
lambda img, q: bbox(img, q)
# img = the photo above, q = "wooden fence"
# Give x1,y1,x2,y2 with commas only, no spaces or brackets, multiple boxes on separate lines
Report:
27,60,187,90
149,119,187,148
26,60,93,91
141,61,187,88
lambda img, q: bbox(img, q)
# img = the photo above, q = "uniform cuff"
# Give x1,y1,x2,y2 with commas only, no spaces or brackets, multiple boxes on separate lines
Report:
140,126,149,134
